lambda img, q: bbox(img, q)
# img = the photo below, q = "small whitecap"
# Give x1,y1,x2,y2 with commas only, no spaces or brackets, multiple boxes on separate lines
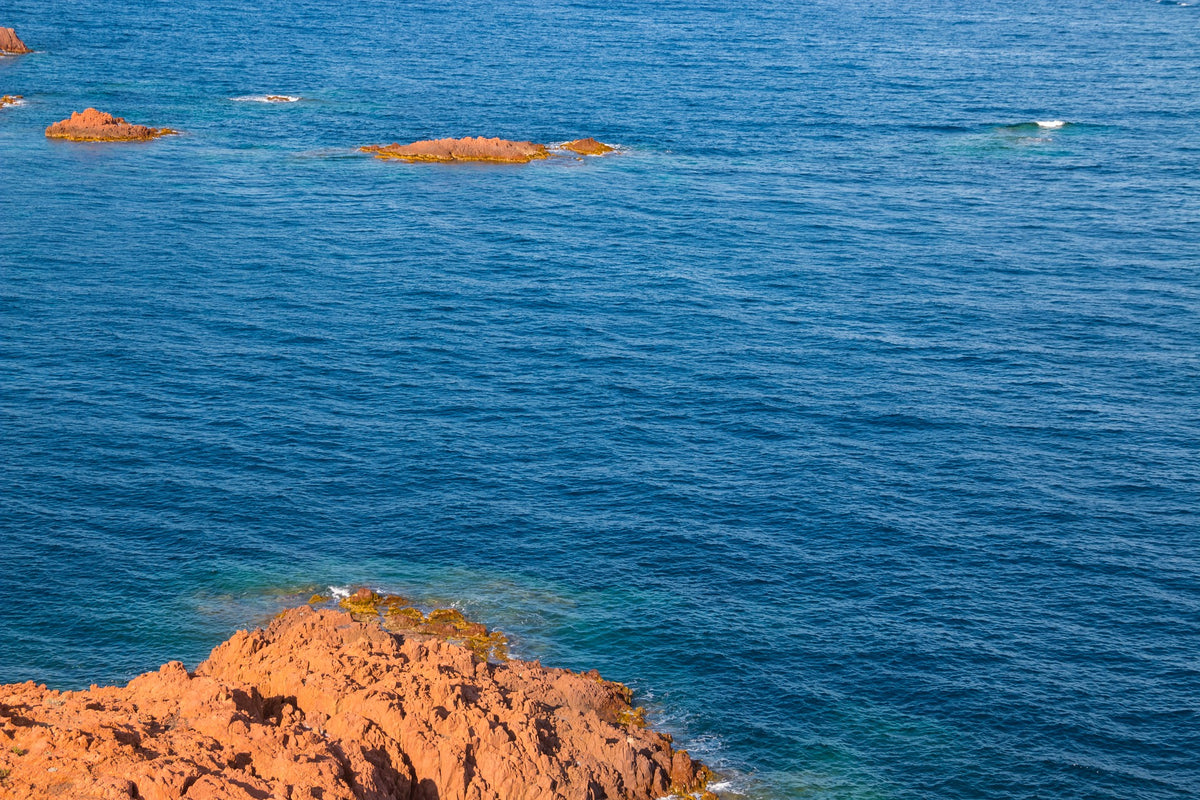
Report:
329,585,351,600
1036,120,1067,129
232,94,302,103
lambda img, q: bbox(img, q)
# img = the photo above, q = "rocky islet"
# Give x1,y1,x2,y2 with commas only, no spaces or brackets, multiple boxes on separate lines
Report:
0,27,30,55
44,108,178,142
562,138,616,155
360,136,618,163
360,136,552,164
0,603,715,800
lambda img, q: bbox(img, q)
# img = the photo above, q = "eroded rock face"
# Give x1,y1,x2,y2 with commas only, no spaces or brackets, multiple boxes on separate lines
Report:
0,605,714,800
562,138,615,155
361,136,550,164
0,95,21,109
45,108,177,142
0,27,31,55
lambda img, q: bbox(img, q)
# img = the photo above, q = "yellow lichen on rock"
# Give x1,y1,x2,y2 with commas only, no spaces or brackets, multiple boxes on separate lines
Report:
338,587,381,615
619,705,648,728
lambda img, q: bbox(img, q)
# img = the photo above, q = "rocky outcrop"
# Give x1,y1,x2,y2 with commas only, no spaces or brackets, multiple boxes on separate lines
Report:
0,95,21,109
0,27,31,55
0,604,714,800
45,108,177,142
361,136,550,164
562,138,615,155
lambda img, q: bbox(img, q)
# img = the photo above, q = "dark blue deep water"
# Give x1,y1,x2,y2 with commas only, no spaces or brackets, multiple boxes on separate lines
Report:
2,1,1199,798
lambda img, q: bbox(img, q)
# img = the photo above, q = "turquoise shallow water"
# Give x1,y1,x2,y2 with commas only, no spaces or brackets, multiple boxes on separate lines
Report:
2,1,1199,798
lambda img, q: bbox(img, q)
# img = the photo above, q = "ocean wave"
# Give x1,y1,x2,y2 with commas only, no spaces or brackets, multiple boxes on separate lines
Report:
998,120,1071,132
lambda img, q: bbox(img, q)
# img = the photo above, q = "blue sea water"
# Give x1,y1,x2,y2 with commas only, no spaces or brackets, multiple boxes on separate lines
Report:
2,0,1199,797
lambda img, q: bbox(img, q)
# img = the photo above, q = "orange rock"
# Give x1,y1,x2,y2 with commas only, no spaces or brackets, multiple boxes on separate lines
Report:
562,137,615,155
0,95,21,109
0,606,714,800
0,27,31,55
44,108,177,142
361,136,549,164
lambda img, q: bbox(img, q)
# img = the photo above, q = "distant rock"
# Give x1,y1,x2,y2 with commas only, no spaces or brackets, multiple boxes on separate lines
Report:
0,95,22,108
361,136,550,164
44,108,177,142
0,604,716,800
0,27,31,55
562,137,615,155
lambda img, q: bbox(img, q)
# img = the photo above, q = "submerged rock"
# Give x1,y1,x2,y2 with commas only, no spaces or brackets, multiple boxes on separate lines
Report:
562,137,615,155
361,136,550,164
0,27,31,55
45,108,177,142
0,605,715,800
0,95,21,108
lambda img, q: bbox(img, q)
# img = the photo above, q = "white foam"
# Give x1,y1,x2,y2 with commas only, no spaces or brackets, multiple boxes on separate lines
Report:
232,94,302,103
1036,119,1067,129
328,585,351,600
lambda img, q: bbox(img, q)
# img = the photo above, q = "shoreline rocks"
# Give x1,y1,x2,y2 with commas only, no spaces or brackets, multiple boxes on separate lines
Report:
0,604,715,800
45,108,177,142
0,95,21,109
562,137,615,155
361,136,550,164
0,27,31,55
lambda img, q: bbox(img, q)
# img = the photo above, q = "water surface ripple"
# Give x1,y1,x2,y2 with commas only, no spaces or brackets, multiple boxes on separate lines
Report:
1,1,1198,799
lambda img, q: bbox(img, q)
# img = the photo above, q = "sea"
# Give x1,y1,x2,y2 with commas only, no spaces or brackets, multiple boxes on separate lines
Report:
1,1,1198,798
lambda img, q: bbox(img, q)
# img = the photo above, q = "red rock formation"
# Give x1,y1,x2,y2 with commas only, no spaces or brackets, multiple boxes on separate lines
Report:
361,136,550,164
0,27,31,55
562,138,615,155
44,108,177,142
0,605,715,800
0,95,21,109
